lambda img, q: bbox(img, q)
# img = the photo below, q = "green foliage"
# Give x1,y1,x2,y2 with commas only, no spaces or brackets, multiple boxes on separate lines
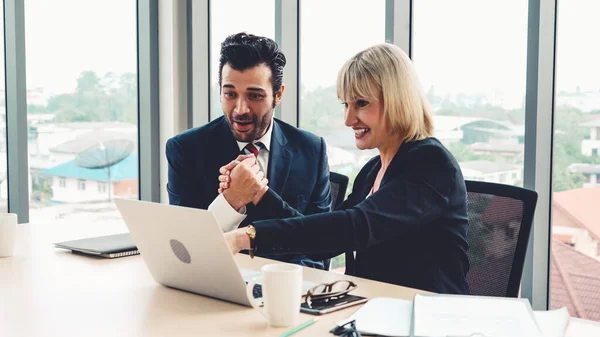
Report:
37,71,137,123
31,73,589,195
446,141,495,162
300,85,345,136
31,180,53,203
428,89,595,192
330,253,345,270
436,105,524,124
552,107,592,192
27,104,49,114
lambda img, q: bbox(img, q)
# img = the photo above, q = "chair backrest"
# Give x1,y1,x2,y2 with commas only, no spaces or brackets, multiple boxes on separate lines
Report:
329,172,349,211
465,180,538,297
322,172,349,271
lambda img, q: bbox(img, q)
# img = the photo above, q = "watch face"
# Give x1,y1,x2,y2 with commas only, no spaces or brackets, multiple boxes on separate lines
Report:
247,226,256,237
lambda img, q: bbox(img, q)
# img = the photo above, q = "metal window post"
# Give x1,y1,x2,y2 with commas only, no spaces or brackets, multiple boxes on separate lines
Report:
138,0,161,202
521,0,558,310
5,0,29,223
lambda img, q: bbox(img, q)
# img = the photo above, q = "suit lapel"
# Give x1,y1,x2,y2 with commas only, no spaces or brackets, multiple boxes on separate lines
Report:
207,118,240,200
215,117,241,165
267,121,293,196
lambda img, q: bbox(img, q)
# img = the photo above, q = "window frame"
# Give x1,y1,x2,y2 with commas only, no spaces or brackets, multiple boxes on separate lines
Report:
1,0,563,310
77,180,86,191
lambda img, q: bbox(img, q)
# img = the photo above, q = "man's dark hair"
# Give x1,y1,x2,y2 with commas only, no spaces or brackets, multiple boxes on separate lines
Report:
218,32,286,97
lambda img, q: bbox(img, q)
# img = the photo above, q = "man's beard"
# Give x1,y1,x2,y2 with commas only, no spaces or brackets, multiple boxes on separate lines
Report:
227,109,273,142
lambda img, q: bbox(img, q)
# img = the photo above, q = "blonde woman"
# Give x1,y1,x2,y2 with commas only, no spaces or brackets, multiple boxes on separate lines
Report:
221,43,469,294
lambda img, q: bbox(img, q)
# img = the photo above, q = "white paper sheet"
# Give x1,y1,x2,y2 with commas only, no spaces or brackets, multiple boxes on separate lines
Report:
533,308,570,337
412,294,543,337
336,297,413,337
564,317,600,337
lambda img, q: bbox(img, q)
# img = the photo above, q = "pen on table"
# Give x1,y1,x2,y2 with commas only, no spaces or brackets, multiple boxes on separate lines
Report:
279,317,319,337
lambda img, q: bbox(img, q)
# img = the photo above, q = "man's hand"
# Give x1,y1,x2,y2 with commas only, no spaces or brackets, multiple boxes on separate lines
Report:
218,154,255,193
222,160,269,210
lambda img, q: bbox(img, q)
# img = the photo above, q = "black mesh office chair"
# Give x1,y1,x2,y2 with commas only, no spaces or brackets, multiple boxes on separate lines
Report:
321,172,349,271
329,172,349,211
465,180,538,297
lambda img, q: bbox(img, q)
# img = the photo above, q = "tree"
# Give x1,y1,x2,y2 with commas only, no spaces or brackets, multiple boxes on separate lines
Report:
552,107,592,192
31,180,53,203
300,85,345,136
426,85,441,105
553,143,585,191
42,71,137,123
27,104,48,114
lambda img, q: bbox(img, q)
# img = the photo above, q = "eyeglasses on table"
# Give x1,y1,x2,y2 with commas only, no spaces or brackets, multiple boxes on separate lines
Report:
304,279,358,307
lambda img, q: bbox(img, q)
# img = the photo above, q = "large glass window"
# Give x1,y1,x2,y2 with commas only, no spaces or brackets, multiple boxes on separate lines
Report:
25,0,138,226
0,4,6,213
413,0,528,187
551,0,600,322
299,0,385,189
209,0,275,120
299,0,385,271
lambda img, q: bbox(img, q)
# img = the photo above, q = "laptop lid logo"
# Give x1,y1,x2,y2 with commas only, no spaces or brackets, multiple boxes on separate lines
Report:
170,239,191,264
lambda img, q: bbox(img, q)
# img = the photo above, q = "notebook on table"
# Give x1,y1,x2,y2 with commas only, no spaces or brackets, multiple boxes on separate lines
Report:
54,233,139,258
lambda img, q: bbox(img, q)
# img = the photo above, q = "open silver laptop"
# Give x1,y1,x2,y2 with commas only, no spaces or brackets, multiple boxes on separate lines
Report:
114,198,314,306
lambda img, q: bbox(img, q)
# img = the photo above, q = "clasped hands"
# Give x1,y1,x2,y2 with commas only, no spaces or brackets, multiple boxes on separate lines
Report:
218,154,269,210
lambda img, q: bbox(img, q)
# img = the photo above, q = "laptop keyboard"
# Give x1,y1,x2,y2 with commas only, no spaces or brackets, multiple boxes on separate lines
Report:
251,284,262,299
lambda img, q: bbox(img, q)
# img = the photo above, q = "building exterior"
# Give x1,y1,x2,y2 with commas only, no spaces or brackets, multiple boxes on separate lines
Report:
459,160,522,185
469,139,524,158
323,115,525,178
568,163,600,188
41,153,138,203
430,115,523,147
28,121,137,189
581,119,600,157
553,186,600,259
551,239,600,321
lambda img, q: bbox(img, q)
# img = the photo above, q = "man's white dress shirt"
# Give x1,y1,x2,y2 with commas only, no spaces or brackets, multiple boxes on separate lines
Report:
207,119,273,232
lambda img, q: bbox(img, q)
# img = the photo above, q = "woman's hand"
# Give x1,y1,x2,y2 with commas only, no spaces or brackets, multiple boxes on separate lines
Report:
224,228,251,256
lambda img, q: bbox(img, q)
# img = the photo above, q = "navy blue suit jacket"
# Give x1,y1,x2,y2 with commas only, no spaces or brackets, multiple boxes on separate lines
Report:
166,116,332,269
252,138,470,294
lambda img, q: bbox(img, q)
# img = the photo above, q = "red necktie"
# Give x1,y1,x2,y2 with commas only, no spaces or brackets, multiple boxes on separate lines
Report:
244,143,259,157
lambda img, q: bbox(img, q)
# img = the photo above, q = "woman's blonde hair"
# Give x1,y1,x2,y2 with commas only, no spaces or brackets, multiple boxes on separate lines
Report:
337,43,434,141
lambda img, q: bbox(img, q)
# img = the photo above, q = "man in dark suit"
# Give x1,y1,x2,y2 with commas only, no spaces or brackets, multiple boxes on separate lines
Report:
165,32,332,269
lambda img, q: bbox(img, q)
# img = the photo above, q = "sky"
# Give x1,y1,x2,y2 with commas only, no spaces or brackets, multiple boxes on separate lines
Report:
0,0,137,96
0,0,597,106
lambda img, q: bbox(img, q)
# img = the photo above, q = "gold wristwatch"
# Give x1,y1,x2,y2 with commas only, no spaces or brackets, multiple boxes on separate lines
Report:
246,225,256,258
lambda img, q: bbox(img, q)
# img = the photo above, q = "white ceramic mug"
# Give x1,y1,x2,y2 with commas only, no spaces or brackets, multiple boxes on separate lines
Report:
0,213,17,257
246,263,302,327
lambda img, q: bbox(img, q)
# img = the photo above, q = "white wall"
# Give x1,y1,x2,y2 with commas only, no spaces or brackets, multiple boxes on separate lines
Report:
583,173,599,188
50,177,113,203
461,168,522,185
581,139,600,156
582,126,600,156
436,129,464,146
553,226,599,260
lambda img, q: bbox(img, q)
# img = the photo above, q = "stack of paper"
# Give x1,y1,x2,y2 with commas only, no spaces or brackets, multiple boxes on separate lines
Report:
412,294,543,337
335,295,600,337
533,307,570,337
336,297,413,337
564,317,600,337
